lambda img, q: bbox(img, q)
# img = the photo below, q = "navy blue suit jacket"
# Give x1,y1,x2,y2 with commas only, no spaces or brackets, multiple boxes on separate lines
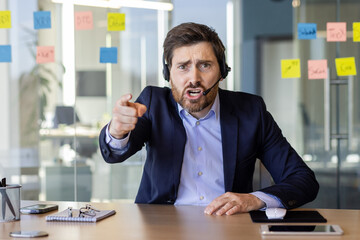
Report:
99,86,319,208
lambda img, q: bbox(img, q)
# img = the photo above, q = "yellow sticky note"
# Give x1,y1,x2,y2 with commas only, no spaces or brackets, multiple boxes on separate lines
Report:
0,11,11,28
107,13,125,31
281,59,301,78
353,22,360,42
335,57,357,76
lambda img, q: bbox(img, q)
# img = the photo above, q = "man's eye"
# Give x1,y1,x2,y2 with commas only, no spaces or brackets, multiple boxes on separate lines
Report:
178,65,186,70
201,63,210,68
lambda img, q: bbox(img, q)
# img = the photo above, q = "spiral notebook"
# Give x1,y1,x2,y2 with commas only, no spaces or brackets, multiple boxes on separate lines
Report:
46,209,116,223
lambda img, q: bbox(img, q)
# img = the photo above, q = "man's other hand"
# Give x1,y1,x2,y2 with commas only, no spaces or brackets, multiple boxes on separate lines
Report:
204,192,265,216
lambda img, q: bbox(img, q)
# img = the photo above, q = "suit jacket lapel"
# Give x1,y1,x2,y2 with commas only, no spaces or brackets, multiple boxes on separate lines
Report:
219,89,239,192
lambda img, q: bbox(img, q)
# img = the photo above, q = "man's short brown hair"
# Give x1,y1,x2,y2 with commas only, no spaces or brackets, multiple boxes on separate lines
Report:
163,22,226,69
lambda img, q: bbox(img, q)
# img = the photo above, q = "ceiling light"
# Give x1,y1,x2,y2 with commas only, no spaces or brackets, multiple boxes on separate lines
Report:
52,0,173,11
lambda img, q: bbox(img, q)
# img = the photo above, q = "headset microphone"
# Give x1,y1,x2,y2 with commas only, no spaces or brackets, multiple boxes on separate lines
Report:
202,77,222,96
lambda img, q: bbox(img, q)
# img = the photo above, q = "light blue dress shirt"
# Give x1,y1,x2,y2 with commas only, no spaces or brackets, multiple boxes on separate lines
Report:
175,93,224,206
105,92,283,208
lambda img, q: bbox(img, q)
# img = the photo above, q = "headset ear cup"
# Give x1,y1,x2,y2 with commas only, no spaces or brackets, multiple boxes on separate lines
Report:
220,55,229,79
163,64,170,81
162,55,170,82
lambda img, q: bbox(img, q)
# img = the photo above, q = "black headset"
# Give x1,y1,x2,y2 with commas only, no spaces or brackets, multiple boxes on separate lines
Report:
162,54,231,82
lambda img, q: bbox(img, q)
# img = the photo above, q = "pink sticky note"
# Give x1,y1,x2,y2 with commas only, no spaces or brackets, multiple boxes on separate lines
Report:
36,46,55,64
308,59,328,79
327,22,347,42
75,11,93,30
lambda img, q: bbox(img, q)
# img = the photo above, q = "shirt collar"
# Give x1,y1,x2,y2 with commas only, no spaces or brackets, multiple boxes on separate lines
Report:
177,92,220,121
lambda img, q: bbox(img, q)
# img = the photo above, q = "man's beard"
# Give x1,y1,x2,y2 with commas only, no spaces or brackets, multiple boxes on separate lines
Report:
171,81,217,114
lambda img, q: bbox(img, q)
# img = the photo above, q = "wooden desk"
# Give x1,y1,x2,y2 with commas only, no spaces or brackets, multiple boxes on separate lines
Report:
1,201,360,239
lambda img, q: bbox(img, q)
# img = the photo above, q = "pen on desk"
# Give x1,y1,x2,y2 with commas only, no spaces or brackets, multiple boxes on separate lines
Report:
0,178,16,220
1,178,6,220
68,207,73,217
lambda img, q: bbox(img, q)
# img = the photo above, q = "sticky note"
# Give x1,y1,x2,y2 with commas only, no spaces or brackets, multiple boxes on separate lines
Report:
0,45,11,62
107,13,125,31
34,11,51,29
353,22,360,42
0,11,11,28
36,46,55,64
308,60,327,79
281,59,301,79
75,11,93,30
335,57,357,76
327,22,347,42
298,23,317,40
100,47,118,63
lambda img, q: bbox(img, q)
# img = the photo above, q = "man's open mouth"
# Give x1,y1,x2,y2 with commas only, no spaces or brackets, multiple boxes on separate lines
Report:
185,88,204,100
187,89,202,97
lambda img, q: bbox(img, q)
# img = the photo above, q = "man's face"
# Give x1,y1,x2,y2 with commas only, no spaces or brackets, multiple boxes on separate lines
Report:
169,42,221,119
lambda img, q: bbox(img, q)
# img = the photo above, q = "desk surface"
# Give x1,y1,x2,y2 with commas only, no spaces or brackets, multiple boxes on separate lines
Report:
1,201,360,240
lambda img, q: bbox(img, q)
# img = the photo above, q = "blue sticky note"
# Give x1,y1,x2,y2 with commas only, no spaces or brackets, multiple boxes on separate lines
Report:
0,45,11,62
100,47,118,63
34,11,51,29
298,23,317,40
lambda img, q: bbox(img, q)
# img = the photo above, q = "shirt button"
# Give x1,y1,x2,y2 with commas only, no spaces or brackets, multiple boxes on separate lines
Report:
198,147,202,151
196,121,200,125
198,171,203,176
199,196,204,200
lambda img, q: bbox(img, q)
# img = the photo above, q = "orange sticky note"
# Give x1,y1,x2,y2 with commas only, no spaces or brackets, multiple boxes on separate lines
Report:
353,22,360,42
36,46,55,64
327,22,347,42
281,59,301,79
335,57,357,76
107,13,125,31
308,59,328,79
75,11,93,30
0,11,11,28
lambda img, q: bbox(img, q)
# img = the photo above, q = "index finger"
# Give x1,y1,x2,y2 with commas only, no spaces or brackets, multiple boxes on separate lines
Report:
118,94,132,106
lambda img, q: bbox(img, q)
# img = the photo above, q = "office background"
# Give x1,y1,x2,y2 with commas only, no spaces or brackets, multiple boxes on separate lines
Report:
1,0,359,209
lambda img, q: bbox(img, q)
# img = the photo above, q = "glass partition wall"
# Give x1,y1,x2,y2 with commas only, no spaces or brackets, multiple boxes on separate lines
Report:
1,0,171,202
258,0,360,209
293,0,360,209
41,1,171,202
